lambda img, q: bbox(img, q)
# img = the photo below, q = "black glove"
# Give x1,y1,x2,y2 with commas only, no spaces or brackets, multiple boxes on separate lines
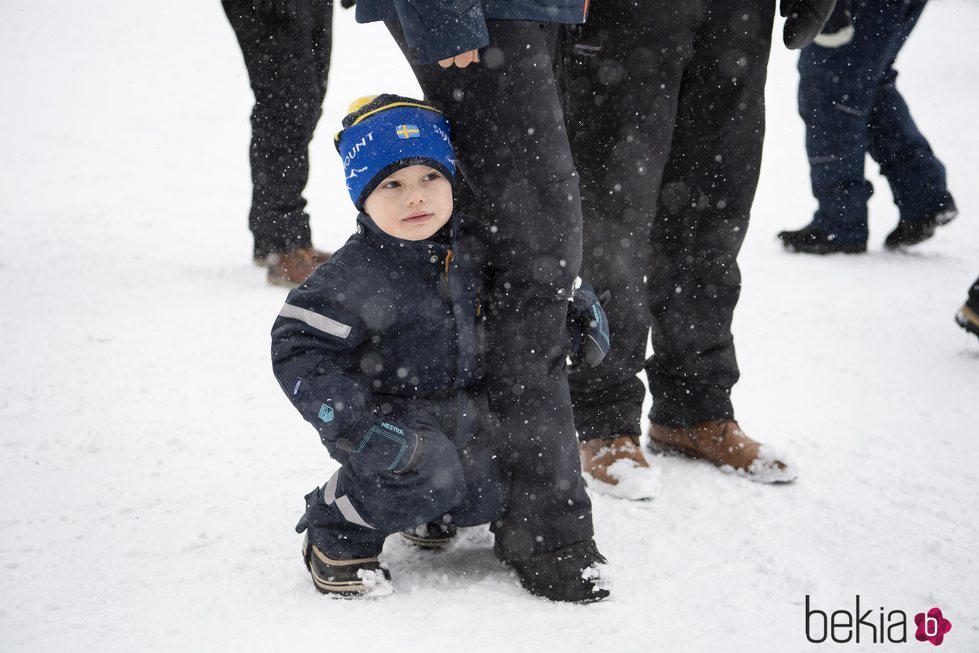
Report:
812,0,854,48
781,0,838,49
336,417,423,474
567,280,611,372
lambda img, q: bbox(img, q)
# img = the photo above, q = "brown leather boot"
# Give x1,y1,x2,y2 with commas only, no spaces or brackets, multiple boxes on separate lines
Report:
647,420,797,484
267,247,331,288
254,248,331,267
579,435,650,486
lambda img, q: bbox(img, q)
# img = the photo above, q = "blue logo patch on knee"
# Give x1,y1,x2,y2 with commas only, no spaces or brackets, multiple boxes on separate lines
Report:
318,404,335,423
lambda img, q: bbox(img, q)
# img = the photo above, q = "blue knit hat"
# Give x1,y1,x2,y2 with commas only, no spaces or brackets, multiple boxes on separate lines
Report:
335,94,456,210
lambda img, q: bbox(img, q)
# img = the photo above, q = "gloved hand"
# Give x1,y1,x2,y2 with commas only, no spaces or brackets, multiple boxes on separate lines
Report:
335,417,423,474
567,279,610,372
812,0,854,48
781,0,838,49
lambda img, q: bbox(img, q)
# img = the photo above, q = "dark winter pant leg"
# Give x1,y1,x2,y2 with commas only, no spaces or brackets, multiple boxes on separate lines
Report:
865,4,948,223
645,0,774,426
798,0,928,241
299,429,467,559
563,0,694,440
223,0,332,256
387,20,594,562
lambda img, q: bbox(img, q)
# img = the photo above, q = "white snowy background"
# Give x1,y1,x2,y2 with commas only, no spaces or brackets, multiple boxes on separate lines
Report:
1,1,977,651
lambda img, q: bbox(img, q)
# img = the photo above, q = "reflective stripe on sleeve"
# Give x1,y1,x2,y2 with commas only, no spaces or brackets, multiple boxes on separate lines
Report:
279,304,352,339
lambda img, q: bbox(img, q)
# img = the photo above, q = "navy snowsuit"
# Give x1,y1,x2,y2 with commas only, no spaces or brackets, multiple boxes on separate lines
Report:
271,213,507,559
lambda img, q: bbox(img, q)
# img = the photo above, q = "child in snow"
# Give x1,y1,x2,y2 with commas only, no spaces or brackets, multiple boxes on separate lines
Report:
270,95,610,601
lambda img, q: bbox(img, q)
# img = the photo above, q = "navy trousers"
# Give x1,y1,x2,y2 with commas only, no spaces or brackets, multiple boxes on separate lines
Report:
799,0,948,244
297,393,508,559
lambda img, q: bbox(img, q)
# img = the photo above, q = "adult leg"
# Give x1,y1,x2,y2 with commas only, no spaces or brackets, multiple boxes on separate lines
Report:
564,0,696,443
794,0,920,244
646,0,774,427
223,0,332,258
643,0,795,484
866,0,949,224
387,21,593,563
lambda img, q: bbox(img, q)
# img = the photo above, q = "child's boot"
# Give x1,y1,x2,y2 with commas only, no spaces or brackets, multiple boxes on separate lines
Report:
302,534,393,597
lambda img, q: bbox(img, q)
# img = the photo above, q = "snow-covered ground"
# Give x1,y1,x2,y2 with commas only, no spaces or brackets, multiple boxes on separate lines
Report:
1,1,977,651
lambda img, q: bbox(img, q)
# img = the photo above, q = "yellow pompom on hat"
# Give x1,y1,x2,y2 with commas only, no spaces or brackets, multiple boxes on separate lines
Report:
346,95,379,115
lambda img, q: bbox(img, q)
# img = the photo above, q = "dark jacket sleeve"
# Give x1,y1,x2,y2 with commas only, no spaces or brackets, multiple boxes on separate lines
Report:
270,266,374,459
392,0,490,64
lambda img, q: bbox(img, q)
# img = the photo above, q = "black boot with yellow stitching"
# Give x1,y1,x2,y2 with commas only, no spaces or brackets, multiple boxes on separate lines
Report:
302,534,393,598
955,278,979,341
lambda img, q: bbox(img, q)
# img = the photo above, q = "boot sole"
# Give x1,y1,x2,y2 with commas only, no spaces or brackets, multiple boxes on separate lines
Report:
515,576,610,604
782,242,867,254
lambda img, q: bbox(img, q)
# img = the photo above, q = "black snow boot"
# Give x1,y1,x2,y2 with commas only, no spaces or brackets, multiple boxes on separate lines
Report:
302,534,393,598
884,194,958,250
778,223,866,254
511,539,610,603
955,277,979,340
400,519,458,550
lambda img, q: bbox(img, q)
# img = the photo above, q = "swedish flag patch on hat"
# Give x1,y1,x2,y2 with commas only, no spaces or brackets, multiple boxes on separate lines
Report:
396,124,421,139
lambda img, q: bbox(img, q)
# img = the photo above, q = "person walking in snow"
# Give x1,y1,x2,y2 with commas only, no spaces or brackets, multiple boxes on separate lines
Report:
223,0,335,286
346,0,612,596
271,95,611,602
559,0,833,492
778,0,957,254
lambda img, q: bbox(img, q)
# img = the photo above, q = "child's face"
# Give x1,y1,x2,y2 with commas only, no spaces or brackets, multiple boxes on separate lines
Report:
363,165,453,241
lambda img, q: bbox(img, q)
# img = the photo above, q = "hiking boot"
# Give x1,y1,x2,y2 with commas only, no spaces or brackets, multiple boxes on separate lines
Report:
580,435,661,500
580,435,650,486
884,195,958,250
778,223,866,254
301,534,393,597
400,519,458,550
511,540,611,604
647,420,798,484
267,247,331,288
956,303,979,340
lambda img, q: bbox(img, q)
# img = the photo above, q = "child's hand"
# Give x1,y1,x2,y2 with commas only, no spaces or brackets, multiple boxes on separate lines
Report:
438,49,480,69
341,419,422,474
567,280,611,372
